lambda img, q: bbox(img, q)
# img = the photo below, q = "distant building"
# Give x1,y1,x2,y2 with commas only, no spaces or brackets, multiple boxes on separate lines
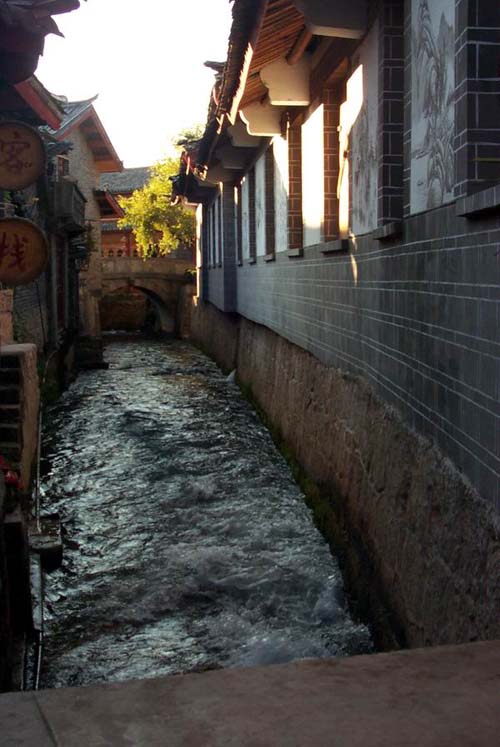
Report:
49,96,123,363
100,167,194,262
100,167,151,258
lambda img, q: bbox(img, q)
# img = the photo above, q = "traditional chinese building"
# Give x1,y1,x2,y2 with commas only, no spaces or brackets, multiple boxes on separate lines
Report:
48,95,123,365
0,0,83,693
100,167,150,258
177,0,500,650
97,167,195,333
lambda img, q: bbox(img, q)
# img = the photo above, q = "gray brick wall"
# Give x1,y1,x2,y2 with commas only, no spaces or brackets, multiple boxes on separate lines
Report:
455,0,500,197
234,201,500,511
201,0,500,512
378,0,404,223
207,185,237,313
13,277,48,351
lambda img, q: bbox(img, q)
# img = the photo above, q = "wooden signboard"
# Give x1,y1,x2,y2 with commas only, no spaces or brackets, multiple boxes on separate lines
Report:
0,122,45,191
0,217,48,286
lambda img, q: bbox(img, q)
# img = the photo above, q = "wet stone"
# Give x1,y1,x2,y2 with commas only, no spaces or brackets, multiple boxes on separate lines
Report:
40,339,372,689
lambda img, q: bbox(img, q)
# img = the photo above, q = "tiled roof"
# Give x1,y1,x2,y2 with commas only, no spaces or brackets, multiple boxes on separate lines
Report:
100,167,151,195
45,96,97,136
46,96,123,172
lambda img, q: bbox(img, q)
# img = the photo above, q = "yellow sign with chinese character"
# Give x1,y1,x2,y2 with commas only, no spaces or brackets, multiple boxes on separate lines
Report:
0,218,48,286
0,122,45,191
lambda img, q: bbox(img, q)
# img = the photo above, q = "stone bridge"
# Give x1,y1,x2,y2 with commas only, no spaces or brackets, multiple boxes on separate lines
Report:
100,256,194,334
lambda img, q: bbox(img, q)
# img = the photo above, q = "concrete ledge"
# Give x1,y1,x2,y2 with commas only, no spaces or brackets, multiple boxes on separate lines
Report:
320,238,350,254
372,221,403,240
1,642,499,745
456,184,500,217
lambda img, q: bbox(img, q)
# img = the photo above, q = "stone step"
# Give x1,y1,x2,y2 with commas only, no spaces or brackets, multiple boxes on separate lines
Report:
0,368,20,386
0,354,21,370
0,441,21,462
0,422,21,443
0,386,21,405
0,404,21,424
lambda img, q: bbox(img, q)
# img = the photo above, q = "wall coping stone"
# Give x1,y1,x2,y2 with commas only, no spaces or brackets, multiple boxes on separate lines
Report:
0,344,37,358
456,184,500,218
320,238,350,254
372,221,403,241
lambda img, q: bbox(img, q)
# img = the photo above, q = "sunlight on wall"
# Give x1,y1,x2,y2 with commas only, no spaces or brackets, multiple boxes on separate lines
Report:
241,176,250,260
301,104,324,246
338,65,363,238
214,194,221,265
255,154,266,256
273,134,289,253
233,186,239,261
196,203,202,298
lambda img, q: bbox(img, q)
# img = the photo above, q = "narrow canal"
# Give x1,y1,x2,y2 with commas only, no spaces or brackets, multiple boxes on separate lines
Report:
40,338,372,689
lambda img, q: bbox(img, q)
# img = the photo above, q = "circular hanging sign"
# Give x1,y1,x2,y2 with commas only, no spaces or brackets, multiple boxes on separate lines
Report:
0,122,45,191
0,217,48,286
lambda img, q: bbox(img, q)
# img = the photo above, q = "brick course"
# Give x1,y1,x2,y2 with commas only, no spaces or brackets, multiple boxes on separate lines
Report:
378,0,404,224
287,120,303,250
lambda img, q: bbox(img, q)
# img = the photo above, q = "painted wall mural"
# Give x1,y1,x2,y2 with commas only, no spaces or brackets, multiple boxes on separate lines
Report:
410,0,455,213
351,21,379,235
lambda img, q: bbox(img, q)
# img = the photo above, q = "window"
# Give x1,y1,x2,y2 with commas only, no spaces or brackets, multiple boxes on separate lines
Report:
57,156,69,179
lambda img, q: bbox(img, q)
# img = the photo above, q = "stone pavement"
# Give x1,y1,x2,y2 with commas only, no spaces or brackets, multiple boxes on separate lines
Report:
1,641,499,746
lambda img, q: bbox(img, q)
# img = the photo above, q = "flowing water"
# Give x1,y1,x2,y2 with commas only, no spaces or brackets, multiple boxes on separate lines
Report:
40,338,372,689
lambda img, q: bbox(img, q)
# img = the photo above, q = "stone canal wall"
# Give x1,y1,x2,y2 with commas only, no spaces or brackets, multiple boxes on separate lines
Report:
190,300,500,649
0,472,11,691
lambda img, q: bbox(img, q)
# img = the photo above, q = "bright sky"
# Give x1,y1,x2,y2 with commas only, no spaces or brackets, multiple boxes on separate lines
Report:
36,0,233,168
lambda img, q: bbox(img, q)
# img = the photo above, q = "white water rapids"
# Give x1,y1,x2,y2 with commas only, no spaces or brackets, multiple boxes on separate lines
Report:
40,339,372,688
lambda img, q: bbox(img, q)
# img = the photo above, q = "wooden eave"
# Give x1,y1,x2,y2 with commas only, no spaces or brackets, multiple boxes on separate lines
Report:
94,189,124,219
14,77,62,129
0,75,62,128
240,0,305,108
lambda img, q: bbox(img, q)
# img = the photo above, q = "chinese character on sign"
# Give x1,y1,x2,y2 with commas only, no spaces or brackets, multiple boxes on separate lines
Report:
0,218,48,286
0,232,28,272
0,122,45,191
0,130,33,176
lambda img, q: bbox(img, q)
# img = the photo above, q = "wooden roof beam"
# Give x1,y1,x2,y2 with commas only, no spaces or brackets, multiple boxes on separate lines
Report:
286,26,313,65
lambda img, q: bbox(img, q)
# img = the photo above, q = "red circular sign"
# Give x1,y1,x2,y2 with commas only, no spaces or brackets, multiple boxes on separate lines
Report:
0,122,45,190
0,218,48,286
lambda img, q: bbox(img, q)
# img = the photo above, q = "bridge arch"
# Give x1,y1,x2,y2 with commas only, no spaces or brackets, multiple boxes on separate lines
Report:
100,256,194,335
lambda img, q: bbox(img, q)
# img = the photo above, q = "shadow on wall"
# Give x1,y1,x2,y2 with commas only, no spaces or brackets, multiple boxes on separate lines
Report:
99,287,175,335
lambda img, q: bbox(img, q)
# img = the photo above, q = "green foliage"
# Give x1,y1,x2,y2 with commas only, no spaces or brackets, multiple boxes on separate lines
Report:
173,124,205,149
118,158,195,258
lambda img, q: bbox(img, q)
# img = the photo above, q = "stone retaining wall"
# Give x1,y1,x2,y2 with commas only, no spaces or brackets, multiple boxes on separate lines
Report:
0,472,11,691
190,300,500,649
